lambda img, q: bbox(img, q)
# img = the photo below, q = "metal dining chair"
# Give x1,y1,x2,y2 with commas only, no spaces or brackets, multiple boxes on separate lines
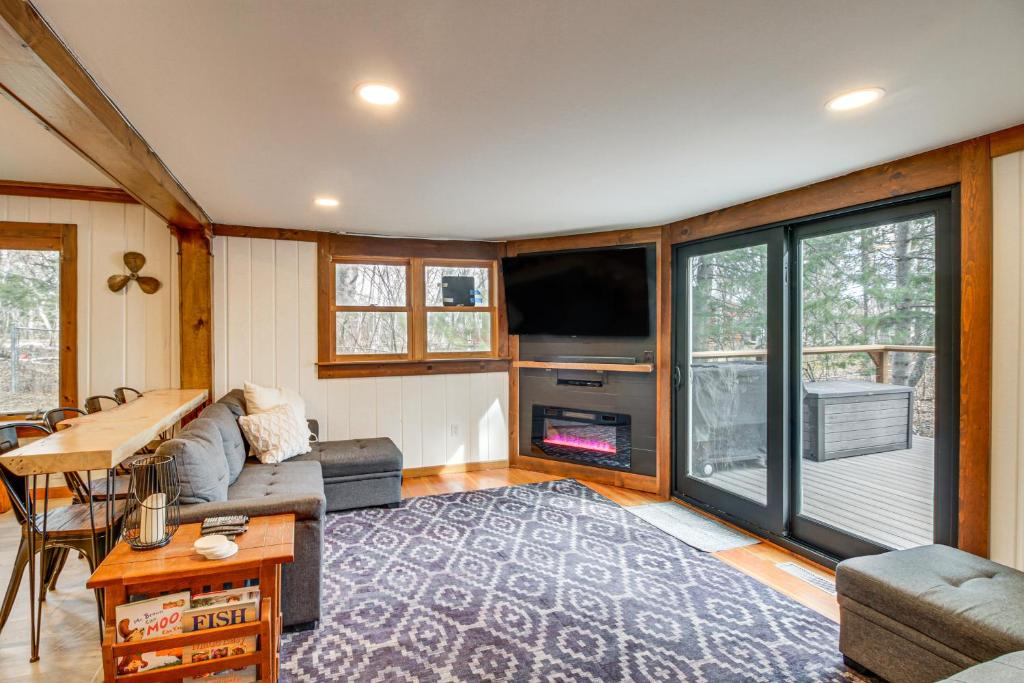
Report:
83,395,119,414
0,423,124,656
84,394,156,469
113,386,143,404
42,407,87,432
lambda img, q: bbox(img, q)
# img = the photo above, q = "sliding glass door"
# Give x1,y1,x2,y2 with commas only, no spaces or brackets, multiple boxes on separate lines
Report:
672,194,958,560
790,198,957,558
673,229,787,535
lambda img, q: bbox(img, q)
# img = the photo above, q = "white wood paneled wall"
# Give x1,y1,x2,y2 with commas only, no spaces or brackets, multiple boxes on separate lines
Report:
211,236,509,468
0,194,180,402
992,150,1024,569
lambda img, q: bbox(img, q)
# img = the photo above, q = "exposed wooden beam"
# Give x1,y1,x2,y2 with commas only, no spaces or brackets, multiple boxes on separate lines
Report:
213,223,320,242
0,178,136,203
958,136,993,556
667,144,962,244
506,226,663,254
216,222,503,259
0,0,209,231
990,123,1024,158
176,229,213,395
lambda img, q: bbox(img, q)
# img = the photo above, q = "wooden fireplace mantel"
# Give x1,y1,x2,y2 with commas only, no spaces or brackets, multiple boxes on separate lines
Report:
512,360,655,373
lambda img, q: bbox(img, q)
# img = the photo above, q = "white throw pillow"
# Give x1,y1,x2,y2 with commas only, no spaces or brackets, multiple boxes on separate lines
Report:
243,382,311,440
238,403,311,464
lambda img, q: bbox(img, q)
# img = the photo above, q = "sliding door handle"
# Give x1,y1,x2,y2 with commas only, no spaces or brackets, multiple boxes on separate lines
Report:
672,365,683,390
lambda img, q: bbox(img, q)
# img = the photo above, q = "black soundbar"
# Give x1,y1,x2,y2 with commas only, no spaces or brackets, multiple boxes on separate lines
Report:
535,355,637,365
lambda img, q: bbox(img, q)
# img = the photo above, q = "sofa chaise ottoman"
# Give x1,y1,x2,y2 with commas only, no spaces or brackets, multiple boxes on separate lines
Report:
216,389,403,512
836,544,1024,683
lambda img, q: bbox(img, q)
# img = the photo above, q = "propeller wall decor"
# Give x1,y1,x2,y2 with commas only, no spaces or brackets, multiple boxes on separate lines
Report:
107,252,162,294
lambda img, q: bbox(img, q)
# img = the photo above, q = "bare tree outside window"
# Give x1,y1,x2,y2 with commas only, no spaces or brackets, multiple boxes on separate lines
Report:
427,312,491,352
334,263,409,355
335,263,406,306
0,248,60,412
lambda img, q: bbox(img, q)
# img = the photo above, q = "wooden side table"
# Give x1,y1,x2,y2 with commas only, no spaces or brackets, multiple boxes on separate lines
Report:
87,514,295,683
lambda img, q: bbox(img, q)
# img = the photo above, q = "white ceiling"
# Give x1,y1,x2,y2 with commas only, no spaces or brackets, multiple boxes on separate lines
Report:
0,92,114,186
30,0,1024,239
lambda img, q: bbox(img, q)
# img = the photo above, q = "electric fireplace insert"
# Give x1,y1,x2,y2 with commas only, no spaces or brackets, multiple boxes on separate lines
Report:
530,405,631,470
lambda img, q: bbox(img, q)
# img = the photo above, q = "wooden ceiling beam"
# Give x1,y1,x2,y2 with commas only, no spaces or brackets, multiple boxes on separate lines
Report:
0,178,137,203
0,0,210,232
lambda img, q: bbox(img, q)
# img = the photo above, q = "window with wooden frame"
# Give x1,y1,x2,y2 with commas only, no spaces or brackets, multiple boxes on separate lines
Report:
321,254,502,376
331,258,411,359
422,259,499,357
0,222,77,416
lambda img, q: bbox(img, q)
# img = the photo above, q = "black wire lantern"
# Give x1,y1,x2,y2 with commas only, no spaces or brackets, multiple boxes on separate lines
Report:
122,454,181,550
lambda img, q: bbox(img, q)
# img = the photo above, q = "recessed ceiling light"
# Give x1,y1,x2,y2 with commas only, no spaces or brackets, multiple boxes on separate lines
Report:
356,82,400,106
826,87,885,112
314,197,340,208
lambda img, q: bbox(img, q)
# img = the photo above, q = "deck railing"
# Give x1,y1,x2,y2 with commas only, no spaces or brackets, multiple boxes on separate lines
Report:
691,344,935,384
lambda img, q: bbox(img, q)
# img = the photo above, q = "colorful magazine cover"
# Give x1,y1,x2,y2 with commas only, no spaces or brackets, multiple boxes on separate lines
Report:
183,599,259,633
183,665,258,683
181,598,260,681
114,590,190,675
182,635,257,668
190,586,260,609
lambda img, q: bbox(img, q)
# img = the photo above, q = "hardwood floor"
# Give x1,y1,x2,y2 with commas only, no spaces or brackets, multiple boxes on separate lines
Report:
0,469,839,682
0,498,102,683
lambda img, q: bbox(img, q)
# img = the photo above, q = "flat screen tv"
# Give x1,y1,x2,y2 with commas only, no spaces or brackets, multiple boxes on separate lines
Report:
501,246,650,337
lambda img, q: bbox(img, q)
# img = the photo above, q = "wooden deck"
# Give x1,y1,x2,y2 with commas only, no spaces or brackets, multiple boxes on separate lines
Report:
706,436,934,549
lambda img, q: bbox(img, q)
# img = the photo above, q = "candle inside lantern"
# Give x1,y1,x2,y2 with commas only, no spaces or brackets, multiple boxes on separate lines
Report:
140,492,167,545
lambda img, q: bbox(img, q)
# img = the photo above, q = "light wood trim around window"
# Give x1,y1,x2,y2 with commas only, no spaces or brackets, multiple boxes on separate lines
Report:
0,221,77,412
328,256,413,362
318,248,506,377
421,258,500,361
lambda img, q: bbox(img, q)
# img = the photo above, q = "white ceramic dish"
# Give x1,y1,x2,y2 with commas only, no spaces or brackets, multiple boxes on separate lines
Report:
194,534,229,554
199,541,238,560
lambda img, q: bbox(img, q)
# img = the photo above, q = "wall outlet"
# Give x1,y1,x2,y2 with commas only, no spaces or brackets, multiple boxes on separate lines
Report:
449,424,460,437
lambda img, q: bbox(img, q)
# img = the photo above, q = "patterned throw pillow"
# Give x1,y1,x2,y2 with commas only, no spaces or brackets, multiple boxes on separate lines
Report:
243,382,312,441
237,403,312,464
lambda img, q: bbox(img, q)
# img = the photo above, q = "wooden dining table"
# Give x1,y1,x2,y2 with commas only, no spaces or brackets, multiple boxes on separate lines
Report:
0,388,208,661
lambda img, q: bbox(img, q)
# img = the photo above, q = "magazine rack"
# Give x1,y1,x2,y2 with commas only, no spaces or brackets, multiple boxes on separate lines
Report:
88,514,295,683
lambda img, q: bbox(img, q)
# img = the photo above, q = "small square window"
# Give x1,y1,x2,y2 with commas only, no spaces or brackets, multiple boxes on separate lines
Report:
427,312,492,354
425,265,489,307
335,311,408,356
335,263,406,306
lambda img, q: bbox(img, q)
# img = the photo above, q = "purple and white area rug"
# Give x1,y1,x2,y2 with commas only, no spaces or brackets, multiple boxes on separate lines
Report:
281,479,864,682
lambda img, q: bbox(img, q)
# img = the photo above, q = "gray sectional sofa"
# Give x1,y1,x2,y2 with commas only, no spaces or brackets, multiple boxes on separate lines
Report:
156,389,403,628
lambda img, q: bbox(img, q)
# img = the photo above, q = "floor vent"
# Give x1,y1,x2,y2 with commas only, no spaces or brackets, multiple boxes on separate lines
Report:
776,562,837,596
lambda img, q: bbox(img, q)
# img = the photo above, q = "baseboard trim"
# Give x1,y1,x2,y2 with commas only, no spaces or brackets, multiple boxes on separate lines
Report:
403,459,510,479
